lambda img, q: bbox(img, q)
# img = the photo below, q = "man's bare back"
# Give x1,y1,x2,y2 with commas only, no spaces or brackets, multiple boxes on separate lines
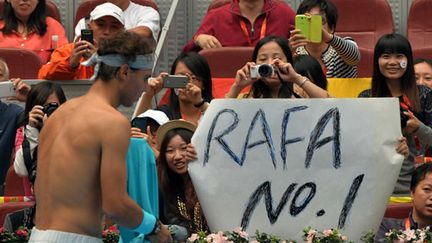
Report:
35,93,130,237
31,31,172,242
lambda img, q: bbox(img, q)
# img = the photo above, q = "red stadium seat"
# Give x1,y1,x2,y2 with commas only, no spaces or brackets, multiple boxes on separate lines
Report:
331,0,394,51
4,166,25,197
74,0,158,29
0,0,62,23
0,48,43,79
330,0,394,77
199,46,254,78
0,202,34,227
413,47,432,60
384,203,412,219
408,0,432,51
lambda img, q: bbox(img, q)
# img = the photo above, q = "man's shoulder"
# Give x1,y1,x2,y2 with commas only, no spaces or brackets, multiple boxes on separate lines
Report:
0,102,24,120
127,2,158,15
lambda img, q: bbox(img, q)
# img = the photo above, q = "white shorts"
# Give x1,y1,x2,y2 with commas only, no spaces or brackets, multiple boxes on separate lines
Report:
29,227,103,243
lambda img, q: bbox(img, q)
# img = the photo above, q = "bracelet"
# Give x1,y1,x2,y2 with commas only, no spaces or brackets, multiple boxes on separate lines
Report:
299,77,309,88
132,209,156,235
194,100,205,108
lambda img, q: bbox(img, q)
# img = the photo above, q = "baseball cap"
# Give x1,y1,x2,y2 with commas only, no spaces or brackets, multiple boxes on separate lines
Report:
136,109,169,126
90,2,125,26
156,120,196,145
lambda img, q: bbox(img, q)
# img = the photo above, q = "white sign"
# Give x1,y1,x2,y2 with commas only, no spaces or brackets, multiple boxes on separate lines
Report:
189,98,404,242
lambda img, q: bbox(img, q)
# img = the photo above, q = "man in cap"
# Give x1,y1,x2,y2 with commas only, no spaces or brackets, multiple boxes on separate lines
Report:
75,0,160,43
38,2,126,80
30,31,172,243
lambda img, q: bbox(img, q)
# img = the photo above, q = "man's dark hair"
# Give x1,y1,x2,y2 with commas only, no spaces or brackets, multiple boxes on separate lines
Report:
96,31,154,81
410,163,432,191
297,0,338,32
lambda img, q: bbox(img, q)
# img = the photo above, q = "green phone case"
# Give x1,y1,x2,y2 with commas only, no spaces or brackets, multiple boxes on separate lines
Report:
295,15,322,43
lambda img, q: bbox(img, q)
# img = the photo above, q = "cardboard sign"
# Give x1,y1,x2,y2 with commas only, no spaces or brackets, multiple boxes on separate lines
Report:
189,98,404,242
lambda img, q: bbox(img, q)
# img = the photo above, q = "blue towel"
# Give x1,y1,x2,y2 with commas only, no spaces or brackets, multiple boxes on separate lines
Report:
119,138,159,243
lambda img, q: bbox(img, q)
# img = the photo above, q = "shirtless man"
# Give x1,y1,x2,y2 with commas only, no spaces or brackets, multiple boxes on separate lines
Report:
29,31,172,243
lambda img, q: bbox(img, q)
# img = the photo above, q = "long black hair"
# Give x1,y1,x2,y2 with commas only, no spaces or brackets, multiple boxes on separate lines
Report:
167,52,213,118
371,33,419,112
293,55,328,90
249,35,294,98
20,81,66,127
1,0,48,36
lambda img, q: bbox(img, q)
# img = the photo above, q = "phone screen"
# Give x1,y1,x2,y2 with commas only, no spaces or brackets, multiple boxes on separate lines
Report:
81,29,94,44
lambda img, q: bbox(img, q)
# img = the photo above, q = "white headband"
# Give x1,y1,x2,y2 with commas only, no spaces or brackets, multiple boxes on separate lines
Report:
81,53,154,80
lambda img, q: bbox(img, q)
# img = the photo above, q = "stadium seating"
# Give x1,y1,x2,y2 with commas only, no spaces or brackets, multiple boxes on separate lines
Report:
0,201,34,227
74,0,158,28
0,48,43,79
0,0,62,24
384,203,412,219
407,0,432,52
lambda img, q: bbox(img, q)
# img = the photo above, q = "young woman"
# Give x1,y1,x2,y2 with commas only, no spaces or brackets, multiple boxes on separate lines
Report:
225,35,331,99
157,120,209,237
135,52,213,125
414,58,432,89
14,81,66,186
359,33,432,195
0,0,68,63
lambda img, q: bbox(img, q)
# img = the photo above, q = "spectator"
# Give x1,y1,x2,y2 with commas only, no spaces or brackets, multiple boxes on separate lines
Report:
289,0,360,78
375,162,432,241
0,58,30,195
0,0,68,63
414,58,432,89
359,33,432,196
183,0,295,52
74,0,160,43
14,82,66,186
38,2,125,80
292,54,328,97
135,52,213,125
157,120,209,239
225,35,331,98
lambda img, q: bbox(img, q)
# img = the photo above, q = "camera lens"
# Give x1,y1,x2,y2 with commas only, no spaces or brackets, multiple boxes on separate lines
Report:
258,64,273,77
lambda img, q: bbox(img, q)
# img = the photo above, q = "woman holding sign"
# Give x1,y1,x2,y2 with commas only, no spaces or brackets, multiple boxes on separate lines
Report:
359,33,432,196
157,120,209,239
225,35,331,99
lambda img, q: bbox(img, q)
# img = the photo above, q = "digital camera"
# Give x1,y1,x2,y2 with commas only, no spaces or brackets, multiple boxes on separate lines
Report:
250,64,274,78
43,102,59,117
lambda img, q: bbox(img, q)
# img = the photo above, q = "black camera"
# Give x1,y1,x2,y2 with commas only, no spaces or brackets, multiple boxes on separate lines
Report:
43,102,59,117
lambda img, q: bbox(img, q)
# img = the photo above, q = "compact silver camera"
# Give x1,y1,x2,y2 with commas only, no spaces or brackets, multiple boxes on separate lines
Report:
250,64,274,78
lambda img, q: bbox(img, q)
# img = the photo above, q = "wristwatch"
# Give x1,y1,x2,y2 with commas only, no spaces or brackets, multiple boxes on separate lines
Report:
150,219,162,235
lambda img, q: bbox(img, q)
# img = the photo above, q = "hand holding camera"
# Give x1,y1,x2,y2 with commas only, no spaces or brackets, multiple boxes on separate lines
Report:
28,103,59,128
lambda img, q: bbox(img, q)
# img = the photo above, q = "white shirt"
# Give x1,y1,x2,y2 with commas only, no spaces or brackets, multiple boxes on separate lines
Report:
75,2,160,41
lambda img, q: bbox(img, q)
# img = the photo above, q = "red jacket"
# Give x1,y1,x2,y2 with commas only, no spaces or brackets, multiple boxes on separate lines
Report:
183,0,295,52
38,43,94,80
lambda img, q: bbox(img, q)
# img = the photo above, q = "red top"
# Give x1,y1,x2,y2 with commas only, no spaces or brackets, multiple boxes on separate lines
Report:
183,0,295,52
0,17,68,63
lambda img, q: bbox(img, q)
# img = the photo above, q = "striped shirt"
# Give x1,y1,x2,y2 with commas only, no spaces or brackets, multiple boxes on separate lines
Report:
296,35,360,78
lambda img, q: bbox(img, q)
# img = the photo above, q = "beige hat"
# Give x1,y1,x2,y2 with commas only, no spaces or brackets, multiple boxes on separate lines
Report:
156,120,196,145
90,2,125,26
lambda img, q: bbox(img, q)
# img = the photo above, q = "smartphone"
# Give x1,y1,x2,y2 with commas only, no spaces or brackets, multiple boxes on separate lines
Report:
0,81,16,98
81,29,94,44
163,75,188,88
295,15,322,43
